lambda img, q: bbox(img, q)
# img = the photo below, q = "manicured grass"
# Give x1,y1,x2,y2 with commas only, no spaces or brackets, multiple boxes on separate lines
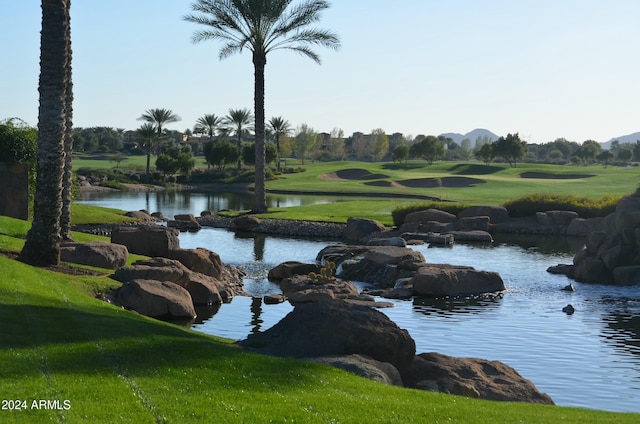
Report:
71,203,139,225
266,161,640,205
1,213,639,422
257,199,407,225
73,152,149,170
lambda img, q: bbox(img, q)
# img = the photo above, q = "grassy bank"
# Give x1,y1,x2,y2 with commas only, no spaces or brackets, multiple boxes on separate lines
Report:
0,212,639,422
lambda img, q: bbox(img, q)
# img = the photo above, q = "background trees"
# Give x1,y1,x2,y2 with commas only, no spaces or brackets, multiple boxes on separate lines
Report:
294,124,317,165
137,108,180,181
225,108,253,170
268,116,290,171
73,127,123,152
410,135,446,164
204,140,238,171
155,143,195,181
474,143,494,165
493,133,527,167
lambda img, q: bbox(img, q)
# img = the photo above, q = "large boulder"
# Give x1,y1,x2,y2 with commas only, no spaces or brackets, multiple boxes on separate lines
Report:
333,246,426,288
404,209,456,225
167,247,244,285
238,300,416,371
112,257,226,305
566,217,605,237
267,261,322,281
279,274,361,302
412,265,505,296
343,217,386,242
309,354,403,386
456,216,490,232
111,225,180,257
232,215,261,231
446,230,493,242
402,352,554,404
457,206,510,224
60,241,128,269
116,279,196,319
167,214,201,232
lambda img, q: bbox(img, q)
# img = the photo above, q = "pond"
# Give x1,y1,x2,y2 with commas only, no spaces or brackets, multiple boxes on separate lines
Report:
77,190,640,413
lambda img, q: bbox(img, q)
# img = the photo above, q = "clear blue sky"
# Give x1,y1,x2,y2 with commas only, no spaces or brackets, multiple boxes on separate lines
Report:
1,0,639,144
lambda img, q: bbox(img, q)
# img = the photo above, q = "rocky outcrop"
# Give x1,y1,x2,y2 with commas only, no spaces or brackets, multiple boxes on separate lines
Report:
267,261,322,281
309,354,404,386
555,194,640,285
412,265,505,296
319,245,426,289
278,273,368,304
402,352,554,404
60,241,128,269
314,245,504,299
111,225,180,257
238,300,416,372
458,206,510,224
168,214,201,232
343,217,387,242
237,300,552,404
124,210,158,222
112,257,243,305
405,209,456,224
116,279,196,320
166,247,244,287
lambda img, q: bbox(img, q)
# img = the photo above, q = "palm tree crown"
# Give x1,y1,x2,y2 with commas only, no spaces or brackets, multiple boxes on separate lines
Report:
225,108,254,141
184,0,341,64
138,108,181,139
184,0,340,213
196,113,223,141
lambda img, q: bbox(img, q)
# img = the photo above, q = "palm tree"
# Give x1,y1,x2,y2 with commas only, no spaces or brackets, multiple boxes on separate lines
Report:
20,0,71,266
60,0,74,241
184,0,340,213
136,123,158,179
196,113,223,142
138,108,181,181
268,116,290,171
225,108,253,170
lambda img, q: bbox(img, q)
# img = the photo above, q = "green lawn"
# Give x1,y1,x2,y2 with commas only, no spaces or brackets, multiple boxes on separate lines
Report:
0,213,639,422
265,161,640,204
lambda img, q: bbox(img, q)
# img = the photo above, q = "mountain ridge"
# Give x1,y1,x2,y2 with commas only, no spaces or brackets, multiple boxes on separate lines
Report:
438,129,640,148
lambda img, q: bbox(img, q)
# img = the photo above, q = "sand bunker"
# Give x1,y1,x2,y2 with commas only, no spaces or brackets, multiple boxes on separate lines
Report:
519,172,594,180
396,177,485,188
319,168,390,181
319,168,485,188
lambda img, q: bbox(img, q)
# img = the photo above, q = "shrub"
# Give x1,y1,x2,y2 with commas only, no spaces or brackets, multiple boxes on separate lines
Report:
392,202,469,227
503,193,621,218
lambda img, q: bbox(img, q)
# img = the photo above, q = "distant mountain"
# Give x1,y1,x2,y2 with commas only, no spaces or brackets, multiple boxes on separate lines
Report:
601,131,640,150
438,128,500,145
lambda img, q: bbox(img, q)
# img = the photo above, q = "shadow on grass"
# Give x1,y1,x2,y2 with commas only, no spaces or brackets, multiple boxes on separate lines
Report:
0,301,324,391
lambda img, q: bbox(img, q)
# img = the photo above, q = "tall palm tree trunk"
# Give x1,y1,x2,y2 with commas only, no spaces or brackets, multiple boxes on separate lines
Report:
60,0,74,241
253,52,267,213
20,0,69,266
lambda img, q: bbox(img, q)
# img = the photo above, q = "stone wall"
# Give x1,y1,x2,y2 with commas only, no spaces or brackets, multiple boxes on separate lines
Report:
0,162,29,220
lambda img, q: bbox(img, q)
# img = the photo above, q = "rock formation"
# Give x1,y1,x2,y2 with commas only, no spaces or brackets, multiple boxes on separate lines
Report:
551,194,640,285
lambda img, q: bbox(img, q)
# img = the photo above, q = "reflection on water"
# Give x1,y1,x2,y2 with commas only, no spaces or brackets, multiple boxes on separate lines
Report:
78,191,640,413
412,293,504,316
77,189,343,218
